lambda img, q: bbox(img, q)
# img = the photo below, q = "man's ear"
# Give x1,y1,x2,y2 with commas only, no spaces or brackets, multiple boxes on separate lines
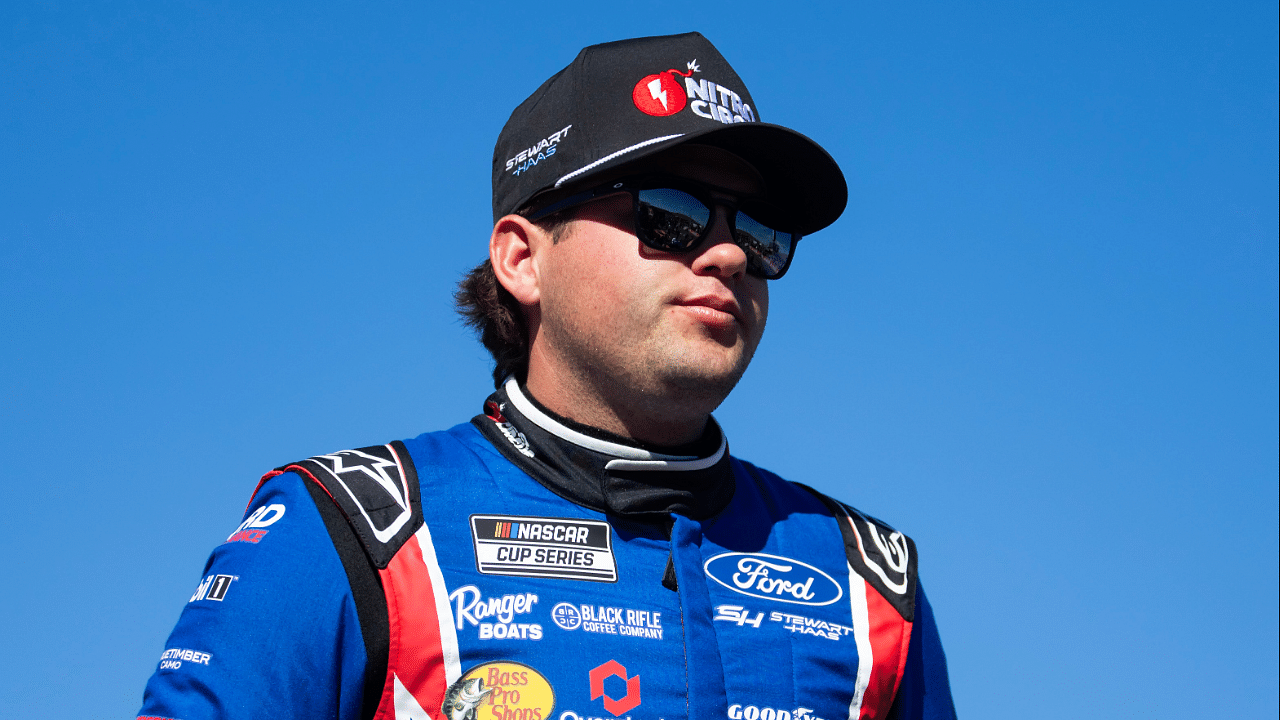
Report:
490,214,546,307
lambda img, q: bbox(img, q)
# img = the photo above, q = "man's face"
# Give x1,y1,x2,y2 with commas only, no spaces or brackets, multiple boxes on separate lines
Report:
529,146,770,415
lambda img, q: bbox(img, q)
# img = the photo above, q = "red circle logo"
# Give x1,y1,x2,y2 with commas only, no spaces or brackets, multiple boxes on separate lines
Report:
632,72,686,117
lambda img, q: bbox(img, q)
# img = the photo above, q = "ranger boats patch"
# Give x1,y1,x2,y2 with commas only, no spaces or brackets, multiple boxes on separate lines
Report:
470,515,617,582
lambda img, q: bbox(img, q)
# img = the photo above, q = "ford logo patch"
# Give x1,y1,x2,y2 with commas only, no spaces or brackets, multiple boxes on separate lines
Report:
703,552,843,606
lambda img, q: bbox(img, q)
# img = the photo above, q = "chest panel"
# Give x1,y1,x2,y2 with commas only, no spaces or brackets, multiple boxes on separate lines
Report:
395,429,864,720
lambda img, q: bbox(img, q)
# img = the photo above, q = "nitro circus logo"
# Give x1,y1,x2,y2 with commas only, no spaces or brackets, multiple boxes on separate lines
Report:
704,553,843,606
632,61,696,116
449,584,543,640
189,574,237,603
714,604,853,642
631,59,757,124
728,705,824,720
226,503,285,544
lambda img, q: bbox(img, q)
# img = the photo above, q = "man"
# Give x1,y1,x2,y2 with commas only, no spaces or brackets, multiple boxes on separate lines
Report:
138,32,956,720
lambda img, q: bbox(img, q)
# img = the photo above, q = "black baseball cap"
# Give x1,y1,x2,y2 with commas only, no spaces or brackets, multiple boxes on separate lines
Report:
491,32,847,236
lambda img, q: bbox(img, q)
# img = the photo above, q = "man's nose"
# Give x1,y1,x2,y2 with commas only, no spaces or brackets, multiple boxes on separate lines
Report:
690,205,748,278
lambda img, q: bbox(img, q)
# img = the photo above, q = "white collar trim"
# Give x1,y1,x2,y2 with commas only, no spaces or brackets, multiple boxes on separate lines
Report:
502,377,727,472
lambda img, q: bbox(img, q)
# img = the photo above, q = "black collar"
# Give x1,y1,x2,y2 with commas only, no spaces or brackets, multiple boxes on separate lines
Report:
470,378,736,521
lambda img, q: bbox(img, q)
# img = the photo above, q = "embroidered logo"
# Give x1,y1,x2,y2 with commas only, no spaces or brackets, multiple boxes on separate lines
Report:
703,552,843,606
630,59,757,124
442,661,555,720
226,503,285,544
470,514,617,582
485,400,535,458
589,660,641,716
632,60,698,116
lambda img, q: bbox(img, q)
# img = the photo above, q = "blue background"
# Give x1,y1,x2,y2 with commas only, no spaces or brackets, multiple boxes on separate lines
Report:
1,1,1276,717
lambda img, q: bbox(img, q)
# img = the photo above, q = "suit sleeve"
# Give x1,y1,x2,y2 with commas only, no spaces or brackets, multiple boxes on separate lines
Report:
892,582,957,720
136,471,369,720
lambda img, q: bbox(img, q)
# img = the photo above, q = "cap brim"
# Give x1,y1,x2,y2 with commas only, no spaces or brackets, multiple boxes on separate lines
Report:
541,123,847,237
675,123,847,236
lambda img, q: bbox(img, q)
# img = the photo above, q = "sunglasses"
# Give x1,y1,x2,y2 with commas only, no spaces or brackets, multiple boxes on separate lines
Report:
525,177,802,279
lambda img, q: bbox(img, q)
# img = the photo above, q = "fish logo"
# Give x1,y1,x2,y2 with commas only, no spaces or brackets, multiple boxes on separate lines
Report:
442,677,493,720
442,661,555,720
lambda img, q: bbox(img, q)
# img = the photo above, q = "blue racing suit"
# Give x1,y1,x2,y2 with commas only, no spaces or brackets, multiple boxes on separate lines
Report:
138,380,956,720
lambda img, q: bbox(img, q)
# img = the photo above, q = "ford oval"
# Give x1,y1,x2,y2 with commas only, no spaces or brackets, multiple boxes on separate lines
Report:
703,552,843,606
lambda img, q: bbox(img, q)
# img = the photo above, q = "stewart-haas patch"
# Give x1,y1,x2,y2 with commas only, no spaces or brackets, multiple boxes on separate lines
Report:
470,515,617,582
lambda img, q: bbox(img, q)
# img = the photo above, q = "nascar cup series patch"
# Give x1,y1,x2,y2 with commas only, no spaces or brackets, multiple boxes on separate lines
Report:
470,515,617,582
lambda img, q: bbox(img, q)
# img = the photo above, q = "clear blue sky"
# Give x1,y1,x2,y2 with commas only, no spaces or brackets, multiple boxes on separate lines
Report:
2,1,1276,717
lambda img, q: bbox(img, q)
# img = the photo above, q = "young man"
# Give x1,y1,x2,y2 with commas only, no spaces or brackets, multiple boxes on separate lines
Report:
138,33,956,720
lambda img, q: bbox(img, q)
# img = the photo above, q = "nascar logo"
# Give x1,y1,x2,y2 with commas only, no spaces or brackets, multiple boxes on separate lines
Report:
470,514,617,583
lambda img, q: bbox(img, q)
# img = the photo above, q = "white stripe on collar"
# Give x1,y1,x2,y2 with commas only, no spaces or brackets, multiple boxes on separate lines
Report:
502,377,727,472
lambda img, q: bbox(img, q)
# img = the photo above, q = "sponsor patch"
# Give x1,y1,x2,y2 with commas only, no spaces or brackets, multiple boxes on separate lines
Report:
631,58,757,125
589,660,641,716
551,602,662,640
449,584,543,640
485,400,535,458
728,705,825,720
158,647,212,671
505,125,573,176
714,604,853,642
309,448,412,544
442,661,555,720
189,574,237,603
226,503,285,544
470,515,617,583
703,552,842,606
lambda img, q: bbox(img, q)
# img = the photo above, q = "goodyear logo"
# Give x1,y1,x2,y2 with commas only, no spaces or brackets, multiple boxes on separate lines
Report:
442,661,555,720
470,515,617,583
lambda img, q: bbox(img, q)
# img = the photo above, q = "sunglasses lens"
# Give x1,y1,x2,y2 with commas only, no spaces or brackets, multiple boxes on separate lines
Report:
636,188,711,251
634,185,798,278
734,211,795,279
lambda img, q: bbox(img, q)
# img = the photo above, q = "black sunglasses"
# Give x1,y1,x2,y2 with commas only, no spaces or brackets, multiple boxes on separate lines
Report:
525,178,802,279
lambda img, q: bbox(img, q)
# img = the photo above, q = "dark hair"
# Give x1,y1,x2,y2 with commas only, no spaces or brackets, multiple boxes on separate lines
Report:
456,216,571,387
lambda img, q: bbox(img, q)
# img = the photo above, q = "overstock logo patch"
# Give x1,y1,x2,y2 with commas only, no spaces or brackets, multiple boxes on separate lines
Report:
470,515,617,582
589,660,641,716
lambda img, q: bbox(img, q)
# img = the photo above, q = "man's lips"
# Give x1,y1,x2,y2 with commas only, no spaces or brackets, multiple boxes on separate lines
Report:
673,295,742,326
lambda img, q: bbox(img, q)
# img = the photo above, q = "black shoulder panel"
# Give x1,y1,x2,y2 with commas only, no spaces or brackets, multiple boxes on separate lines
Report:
797,483,918,623
288,441,424,569
274,441,421,720
300,476,388,720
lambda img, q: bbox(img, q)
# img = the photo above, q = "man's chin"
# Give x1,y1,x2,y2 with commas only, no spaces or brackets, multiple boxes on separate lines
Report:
654,357,752,406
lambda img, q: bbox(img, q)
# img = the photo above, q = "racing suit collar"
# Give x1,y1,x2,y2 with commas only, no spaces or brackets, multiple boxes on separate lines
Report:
471,378,736,521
